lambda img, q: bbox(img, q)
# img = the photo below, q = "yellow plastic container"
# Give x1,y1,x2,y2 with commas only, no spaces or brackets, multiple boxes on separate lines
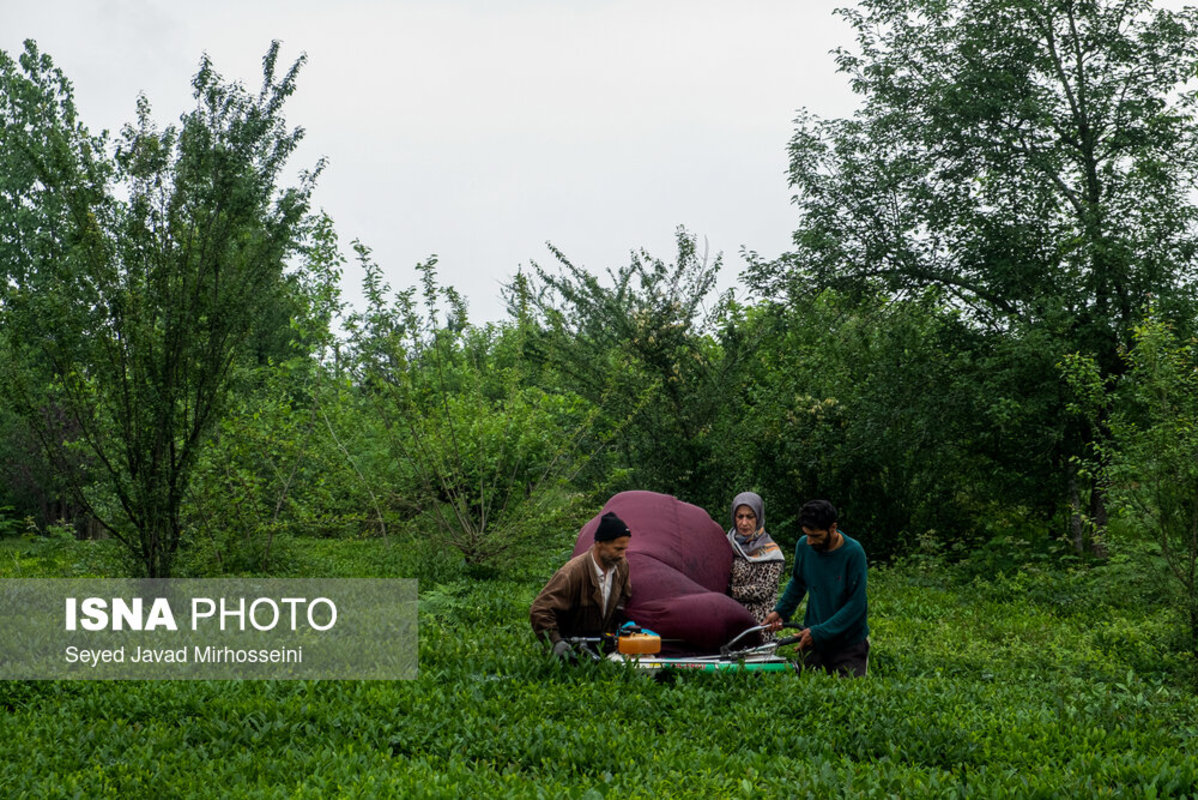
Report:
617,632,662,655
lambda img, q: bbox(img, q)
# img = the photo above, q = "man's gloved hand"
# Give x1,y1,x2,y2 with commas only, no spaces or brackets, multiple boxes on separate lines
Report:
551,640,574,661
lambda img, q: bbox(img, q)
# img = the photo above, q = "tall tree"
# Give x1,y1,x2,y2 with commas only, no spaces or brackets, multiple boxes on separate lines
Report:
1064,317,1198,658
751,0,1198,548
0,41,320,576
343,255,607,570
507,228,745,509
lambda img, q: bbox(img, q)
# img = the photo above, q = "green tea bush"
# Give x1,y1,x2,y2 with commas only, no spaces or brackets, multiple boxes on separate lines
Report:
0,536,128,579
3,543,1198,798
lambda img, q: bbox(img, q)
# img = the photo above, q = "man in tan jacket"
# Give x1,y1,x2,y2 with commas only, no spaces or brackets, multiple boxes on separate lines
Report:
529,512,633,659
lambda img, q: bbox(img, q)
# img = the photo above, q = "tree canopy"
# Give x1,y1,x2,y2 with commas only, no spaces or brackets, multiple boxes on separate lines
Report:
754,0,1198,342
0,41,320,576
746,0,1198,550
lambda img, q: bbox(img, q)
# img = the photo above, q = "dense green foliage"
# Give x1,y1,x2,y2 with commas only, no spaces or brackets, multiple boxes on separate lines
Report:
749,0,1198,553
342,254,607,568
1,538,1195,798
0,41,321,577
3,1,1197,586
506,230,741,523
1064,316,1198,655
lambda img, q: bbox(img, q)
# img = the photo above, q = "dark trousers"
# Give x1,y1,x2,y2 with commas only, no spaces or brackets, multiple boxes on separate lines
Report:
798,638,870,677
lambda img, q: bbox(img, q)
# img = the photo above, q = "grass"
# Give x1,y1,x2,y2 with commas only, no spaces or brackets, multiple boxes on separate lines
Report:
0,536,1196,798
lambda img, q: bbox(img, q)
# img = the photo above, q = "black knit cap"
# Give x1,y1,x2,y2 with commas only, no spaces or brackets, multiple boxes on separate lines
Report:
594,512,631,542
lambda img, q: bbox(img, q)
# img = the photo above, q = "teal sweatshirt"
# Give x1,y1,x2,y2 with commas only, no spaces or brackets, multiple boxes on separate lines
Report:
774,532,869,649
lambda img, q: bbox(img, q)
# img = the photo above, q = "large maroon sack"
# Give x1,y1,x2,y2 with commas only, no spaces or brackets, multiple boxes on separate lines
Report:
573,491,760,654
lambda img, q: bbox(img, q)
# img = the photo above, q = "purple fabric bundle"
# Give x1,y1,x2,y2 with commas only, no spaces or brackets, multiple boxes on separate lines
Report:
573,490,760,654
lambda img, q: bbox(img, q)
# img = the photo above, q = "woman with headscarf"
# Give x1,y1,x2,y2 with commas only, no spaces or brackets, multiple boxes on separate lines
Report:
726,491,785,634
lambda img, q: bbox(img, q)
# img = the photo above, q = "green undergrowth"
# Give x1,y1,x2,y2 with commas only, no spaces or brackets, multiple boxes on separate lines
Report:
1,540,1196,798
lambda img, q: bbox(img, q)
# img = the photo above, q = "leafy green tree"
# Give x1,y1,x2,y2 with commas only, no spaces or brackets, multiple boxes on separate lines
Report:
1064,317,1198,659
0,405,83,532
726,290,1060,557
179,211,350,574
507,228,747,510
183,359,368,575
343,253,608,570
752,0,1198,549
0,41,320,576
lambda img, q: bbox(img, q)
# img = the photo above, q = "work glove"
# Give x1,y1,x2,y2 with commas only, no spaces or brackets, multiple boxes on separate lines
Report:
551,640,574,661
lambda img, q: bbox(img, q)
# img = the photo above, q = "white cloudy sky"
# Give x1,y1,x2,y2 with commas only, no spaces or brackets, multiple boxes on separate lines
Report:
2,2,864,323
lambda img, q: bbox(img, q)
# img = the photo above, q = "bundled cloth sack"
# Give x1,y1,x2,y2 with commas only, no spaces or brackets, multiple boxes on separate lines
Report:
572,491,760,654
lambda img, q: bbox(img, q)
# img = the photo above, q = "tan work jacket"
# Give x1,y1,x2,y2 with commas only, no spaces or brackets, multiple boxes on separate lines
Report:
529,551,632,645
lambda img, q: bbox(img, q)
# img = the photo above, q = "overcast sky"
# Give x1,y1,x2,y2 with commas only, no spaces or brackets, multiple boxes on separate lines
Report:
2,2,864,323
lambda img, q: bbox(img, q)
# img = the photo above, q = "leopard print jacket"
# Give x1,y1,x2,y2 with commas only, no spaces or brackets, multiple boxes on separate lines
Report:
729,555,784,636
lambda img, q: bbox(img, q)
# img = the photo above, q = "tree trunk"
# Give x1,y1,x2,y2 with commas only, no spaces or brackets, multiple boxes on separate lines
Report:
1069,469,1085,555
1087,478,1109,558
1067,465,1109,557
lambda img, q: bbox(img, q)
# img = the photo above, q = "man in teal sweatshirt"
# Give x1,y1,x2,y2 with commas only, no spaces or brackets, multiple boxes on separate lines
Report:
763,499,869,676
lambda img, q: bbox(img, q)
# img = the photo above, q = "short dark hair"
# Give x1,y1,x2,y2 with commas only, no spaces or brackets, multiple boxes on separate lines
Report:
799,500,838,531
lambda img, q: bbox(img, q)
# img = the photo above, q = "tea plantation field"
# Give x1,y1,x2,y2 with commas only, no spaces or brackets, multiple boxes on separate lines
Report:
1,537,1195,798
